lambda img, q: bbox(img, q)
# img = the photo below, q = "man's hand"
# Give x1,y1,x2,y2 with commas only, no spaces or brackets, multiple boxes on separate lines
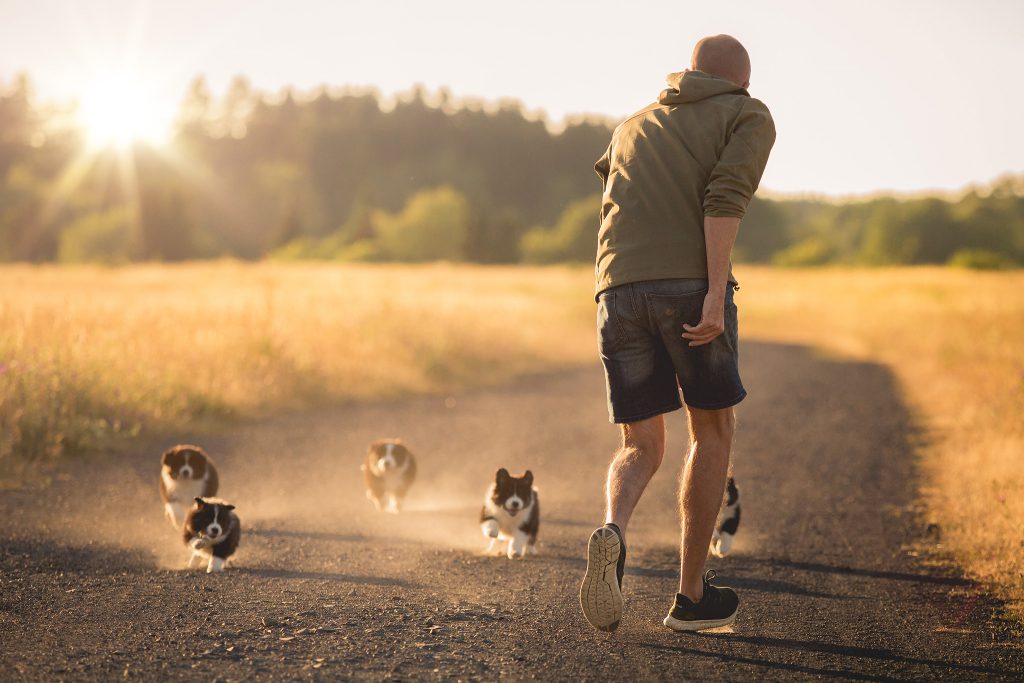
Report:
682,290,726,347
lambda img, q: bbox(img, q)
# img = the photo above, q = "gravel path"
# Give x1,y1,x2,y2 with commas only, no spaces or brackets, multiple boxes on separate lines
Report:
2,341,1022,681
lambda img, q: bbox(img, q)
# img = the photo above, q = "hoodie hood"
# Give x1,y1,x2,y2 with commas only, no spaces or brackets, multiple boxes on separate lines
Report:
658,70,748,105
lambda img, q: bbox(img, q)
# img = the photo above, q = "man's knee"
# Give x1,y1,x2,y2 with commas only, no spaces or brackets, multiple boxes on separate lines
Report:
619,415,666,469
686,406,736,444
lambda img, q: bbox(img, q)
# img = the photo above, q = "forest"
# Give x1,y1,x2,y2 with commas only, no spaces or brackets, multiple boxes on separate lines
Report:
2,73,1021,268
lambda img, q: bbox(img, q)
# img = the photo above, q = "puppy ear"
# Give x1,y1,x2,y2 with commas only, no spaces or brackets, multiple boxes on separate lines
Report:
523,470,533,487
194,497,205,507
496,468,510,483
224,504,235,511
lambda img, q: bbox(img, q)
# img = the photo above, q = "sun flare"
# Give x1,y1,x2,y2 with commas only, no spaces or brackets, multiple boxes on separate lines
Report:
77,72,173,149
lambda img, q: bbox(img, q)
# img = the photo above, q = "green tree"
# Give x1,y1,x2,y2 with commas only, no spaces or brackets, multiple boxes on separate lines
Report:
520,194,601,264
734,197,788,263
57,208,133,263
375,186,471,262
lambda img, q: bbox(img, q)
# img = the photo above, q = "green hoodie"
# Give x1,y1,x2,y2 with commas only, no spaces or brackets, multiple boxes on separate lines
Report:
594,70,776,294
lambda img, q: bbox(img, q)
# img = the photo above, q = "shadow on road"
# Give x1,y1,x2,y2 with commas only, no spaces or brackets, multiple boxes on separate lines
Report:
637,640,921,682
745,557,975,588
701,632,1012,678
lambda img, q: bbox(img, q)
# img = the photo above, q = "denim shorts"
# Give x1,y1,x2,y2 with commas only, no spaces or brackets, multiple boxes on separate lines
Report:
597,279,746,423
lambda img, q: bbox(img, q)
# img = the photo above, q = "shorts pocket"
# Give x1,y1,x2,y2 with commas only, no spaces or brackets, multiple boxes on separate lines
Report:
596,290,626,355
645,289,707,342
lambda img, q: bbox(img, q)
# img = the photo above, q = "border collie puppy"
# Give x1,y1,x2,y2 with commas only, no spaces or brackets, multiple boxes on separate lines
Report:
711,476,741,558
183,497,240,573
480,468,539,559
361,439,417,513
160,444,219,528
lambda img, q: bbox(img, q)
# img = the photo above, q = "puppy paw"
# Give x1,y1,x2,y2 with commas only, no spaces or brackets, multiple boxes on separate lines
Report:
481,520,499,539
712,533,734,558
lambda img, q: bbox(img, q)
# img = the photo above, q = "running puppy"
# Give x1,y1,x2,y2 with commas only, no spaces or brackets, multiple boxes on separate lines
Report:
183,497,240,573
480,468,539,559
160,444,219,528
711,476,741,557
361,439,417,513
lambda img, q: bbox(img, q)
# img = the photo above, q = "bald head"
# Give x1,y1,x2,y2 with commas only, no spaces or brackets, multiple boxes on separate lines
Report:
691,34,751,88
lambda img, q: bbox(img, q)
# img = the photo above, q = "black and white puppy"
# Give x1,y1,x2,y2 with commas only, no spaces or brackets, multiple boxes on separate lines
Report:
160,444,219,529
480,468,539,559
711,476,741,557
361,439,417,513
183,497,240,573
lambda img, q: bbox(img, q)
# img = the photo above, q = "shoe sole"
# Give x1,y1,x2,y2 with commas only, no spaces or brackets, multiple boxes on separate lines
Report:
662,608,738,632
580,527,623,632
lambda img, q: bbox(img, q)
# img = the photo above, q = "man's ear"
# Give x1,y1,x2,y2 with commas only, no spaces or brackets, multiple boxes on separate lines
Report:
523,470,534,488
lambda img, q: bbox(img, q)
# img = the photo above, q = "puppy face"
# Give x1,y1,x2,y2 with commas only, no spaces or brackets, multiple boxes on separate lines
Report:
188,498,235,542
367,440,413,475
491,468,534,517
161,445,209,481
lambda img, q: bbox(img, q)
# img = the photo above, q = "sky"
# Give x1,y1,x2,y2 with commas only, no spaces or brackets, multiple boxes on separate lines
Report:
1,0,1022,196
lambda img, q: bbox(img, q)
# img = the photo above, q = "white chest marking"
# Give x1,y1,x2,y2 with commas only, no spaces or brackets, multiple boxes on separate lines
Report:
482,487,535,538
162,469,208,501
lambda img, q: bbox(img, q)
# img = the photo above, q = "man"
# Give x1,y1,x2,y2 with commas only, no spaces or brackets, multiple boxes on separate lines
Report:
579,34,775,633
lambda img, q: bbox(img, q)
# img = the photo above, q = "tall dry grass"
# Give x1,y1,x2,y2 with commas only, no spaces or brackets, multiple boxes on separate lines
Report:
0,262,594,463
736,266,1024,615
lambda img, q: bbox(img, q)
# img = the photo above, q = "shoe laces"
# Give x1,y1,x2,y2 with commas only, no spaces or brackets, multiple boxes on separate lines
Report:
701,569,720,605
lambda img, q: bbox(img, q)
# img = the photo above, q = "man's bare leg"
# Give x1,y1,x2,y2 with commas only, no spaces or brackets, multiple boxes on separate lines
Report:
605,414,666,536
581,414,666,631
678,406,734,601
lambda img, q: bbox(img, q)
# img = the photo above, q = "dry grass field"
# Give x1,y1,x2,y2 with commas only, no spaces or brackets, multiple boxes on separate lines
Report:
0,262,595,465
1,262,1021,615
737,266,1024,617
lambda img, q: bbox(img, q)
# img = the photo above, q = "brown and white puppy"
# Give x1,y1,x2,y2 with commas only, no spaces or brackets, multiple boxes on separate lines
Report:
183,497,240,573
361,439,417,513
480,468,539,559
160,445,219,528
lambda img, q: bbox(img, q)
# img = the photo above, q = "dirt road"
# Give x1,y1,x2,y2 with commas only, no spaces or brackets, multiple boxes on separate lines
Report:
2,341,1022,681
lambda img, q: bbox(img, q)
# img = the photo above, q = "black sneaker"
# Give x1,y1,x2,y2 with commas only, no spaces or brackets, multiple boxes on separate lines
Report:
580,523,626,632
663,570,738,632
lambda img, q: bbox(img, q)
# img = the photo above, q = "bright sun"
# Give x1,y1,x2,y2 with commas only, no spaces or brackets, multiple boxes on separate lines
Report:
77,72,173,149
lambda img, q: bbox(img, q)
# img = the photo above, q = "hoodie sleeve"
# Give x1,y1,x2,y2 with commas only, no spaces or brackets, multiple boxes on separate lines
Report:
703,98,776,218
595,144,611,189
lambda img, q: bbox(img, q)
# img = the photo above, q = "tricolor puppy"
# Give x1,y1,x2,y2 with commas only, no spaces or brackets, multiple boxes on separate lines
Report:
183,497,240,573
160,444,219,528
480,468,539,559
361,439,417,513
711,476,741,557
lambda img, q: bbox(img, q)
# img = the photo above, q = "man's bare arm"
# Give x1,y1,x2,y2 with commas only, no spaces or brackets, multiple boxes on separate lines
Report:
681,216,740,347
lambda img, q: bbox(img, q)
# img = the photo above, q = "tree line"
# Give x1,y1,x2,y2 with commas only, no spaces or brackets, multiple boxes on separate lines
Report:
1,73,1021,268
